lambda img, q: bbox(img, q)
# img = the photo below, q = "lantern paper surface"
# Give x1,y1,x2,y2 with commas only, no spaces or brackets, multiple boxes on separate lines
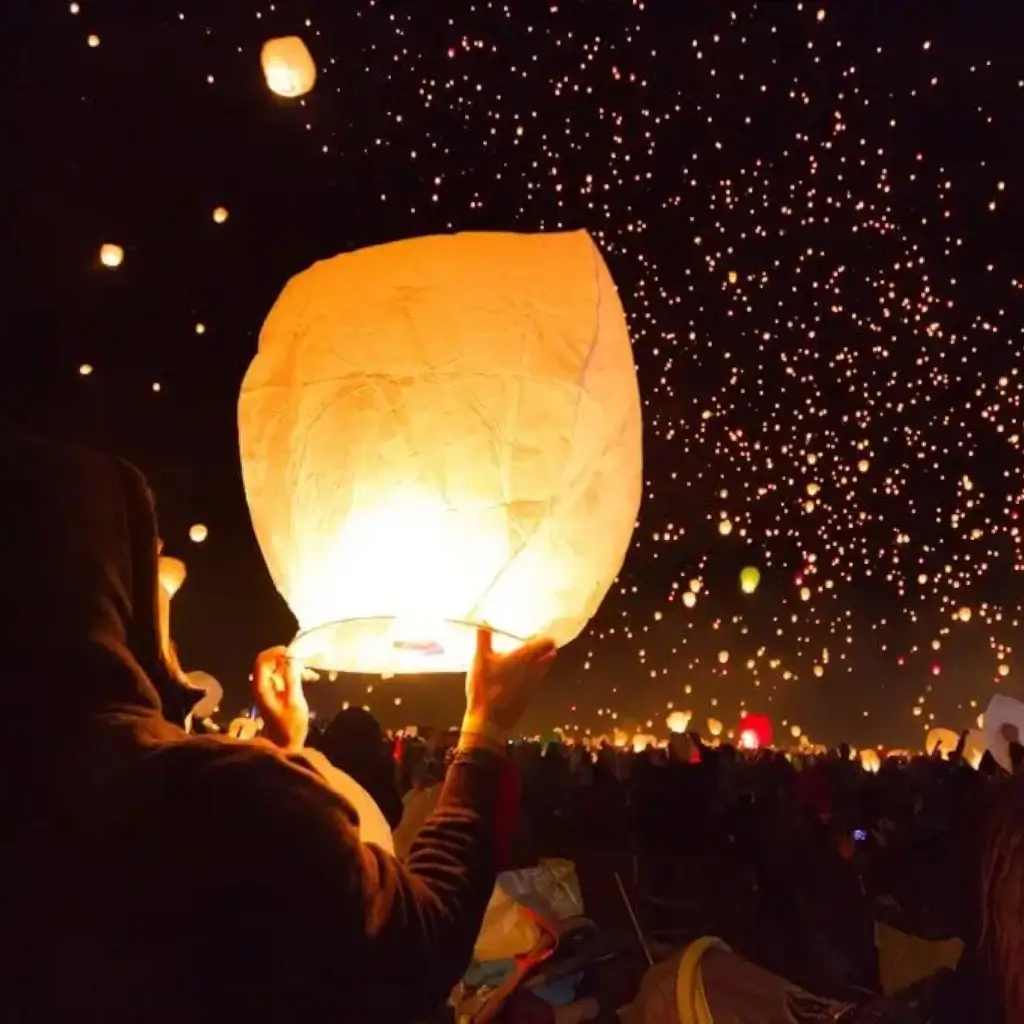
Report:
925,726,958,758
240,230,643,675
261,36,316,98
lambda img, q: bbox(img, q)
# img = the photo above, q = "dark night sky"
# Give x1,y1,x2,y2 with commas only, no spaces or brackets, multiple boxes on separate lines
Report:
4,0,1024,745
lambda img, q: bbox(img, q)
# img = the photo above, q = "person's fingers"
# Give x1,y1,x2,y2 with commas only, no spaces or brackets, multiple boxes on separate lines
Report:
517,636,557,665
475,627,494,660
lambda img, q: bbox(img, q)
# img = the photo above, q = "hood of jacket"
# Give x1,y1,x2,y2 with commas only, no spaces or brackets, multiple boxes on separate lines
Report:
0,433,202,724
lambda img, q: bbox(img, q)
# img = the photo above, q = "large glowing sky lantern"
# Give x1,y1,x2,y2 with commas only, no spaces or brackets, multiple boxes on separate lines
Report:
239,230,643,675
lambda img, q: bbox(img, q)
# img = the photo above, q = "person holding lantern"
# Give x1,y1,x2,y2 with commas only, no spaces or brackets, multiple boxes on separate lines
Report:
0,433,555,1023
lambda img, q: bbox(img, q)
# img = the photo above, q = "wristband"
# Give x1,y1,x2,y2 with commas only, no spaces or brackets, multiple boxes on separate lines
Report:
459,717,509,752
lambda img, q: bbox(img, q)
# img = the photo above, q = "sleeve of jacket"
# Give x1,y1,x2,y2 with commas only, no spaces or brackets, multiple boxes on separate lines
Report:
195,741,509,1021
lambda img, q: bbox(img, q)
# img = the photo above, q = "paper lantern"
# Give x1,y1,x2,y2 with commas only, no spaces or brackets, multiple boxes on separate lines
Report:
189,523,209,544
860,749,881,773
666,710,691,734
239,230,643,675
739,566,760,594
925,727,959,758
632,733,656,754
738,712,773,749
212,206,229,224
707,717,723,737
261,36,316,98
158,555,187,598
99,243,123,268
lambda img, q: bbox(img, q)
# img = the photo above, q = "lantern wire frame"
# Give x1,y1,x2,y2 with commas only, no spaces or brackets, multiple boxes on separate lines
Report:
289,615,525,676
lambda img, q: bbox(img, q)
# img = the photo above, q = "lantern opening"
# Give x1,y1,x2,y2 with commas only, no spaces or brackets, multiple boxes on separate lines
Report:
289,616,522,675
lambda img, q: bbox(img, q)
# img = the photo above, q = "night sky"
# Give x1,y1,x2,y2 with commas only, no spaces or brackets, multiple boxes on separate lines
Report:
5,1,1024,746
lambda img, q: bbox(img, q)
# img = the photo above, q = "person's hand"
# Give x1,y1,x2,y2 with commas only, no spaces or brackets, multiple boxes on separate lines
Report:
460,628,556,753
252,646,309,751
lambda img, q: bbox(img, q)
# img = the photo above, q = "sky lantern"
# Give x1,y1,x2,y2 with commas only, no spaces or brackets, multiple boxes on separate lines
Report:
738,712,772,749
739,565,761,594
926,727,959,757
158,555,186,599
666,710,691,734
717,649,730,664
261,36,317,98
99,243,123,268
212,206,229,224
707,717,723,737
860,749,881,773
188,523,208,544
157,555,186,664
239,230,643,675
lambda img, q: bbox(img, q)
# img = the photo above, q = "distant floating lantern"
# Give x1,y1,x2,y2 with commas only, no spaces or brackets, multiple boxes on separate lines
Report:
718,518,733,536
261,36,317,98
860,749,880,773
707,717,723,737
790,724,802,739
926,727,959,758
87,33,100,48
189,523,209,544
99,243,123,268
957,606,972,623
857,459,870,472
999,663,1010,677
718,650,730,664
739,566,761,594
213,206,229,224
738,712,773,749
727,270,738,284
682,591,697,608
240,230,643,674
158,555,187,598
78,363,93,376
666,710,691,734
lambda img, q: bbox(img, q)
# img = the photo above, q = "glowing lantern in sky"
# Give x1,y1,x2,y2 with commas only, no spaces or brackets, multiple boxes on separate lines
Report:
213,206,229,224
157,555,186,664
261,36,316,98
790,724,802,739
860,749,881,773
240,230,643,674
717,650,730,664
925,727,959,757
158,555,186,598
99,243,123,268
739,566,761,594
738,712,773,749
189,523,209,544
666,710,691,734
707,717,723,737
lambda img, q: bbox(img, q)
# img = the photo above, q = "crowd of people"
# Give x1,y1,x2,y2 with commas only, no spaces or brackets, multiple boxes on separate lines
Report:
3,432,1023,1023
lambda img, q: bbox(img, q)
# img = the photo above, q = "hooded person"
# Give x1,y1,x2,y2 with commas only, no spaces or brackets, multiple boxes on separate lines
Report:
0,434,553,1023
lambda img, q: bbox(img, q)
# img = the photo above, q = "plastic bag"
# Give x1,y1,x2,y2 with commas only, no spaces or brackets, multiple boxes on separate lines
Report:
473,859,584,963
